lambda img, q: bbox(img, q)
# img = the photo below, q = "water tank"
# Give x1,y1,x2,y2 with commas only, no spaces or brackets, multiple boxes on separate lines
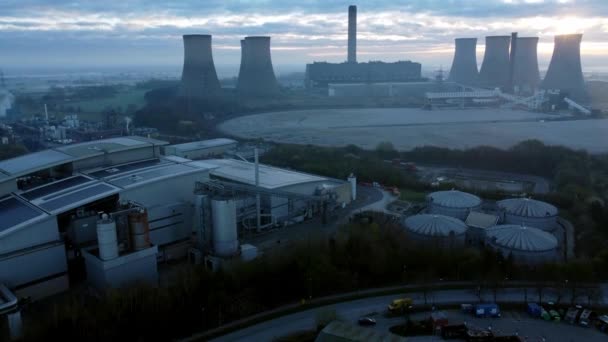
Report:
427,190,482,220
486,224,558,264
403,214,467,247
347,173,357,201
497,198,558,231
128,209,151,251
211,198,238,257
96,214,119,261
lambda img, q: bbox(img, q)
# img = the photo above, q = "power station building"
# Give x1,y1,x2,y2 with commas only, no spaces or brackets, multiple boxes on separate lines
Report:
0,136,352,305
305,6,423,88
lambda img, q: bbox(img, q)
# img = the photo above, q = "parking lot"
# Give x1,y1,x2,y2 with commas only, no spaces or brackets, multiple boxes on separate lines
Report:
357,309,608,341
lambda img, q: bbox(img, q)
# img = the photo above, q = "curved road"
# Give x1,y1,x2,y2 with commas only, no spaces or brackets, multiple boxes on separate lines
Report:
211,287,608,342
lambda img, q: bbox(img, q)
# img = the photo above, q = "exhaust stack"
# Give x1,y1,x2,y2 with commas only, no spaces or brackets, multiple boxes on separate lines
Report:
179,34,221,98
448,38,478,86
348,5,357,63
478,36,511,90
237,36,279,97
541,34,588,103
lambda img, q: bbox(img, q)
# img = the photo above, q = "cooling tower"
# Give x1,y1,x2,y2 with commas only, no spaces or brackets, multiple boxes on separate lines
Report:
541,34,588,103
237,36,279,97
512,37,540,94
348,5,357,63
478,36,511,89
179,34,221,98
448,38,478,85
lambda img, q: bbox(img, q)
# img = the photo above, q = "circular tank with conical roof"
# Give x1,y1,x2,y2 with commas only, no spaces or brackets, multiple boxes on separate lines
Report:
497,198,558,231
486,224,558,263
427,190,482,220
403,214,467,247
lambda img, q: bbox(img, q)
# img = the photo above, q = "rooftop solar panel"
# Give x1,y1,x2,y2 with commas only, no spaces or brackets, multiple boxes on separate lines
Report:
39,184,118,213
0,197,44,232
21,175,92,201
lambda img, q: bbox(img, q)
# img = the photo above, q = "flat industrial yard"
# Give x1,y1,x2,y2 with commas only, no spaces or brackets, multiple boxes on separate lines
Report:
219,108,608,152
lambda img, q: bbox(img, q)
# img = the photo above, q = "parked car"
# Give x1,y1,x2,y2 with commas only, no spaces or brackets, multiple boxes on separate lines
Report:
388,298,413,314
475,303,501,318
564,306,582,324
579,309,597,327
357,317,376,326
549,310,561,322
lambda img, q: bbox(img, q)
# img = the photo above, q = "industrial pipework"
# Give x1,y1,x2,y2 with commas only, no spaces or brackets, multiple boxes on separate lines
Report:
237,36,279,97
541,34,589,103
448,38,479,86
178,34,221,99
478,36,511,90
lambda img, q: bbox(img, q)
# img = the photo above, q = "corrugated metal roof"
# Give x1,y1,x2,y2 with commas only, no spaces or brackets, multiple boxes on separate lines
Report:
0,195,47,236
427,190,481,208
0,149,73,176
487,224,558,251
498,198,558,217
166,138,237,153
204,159,331,190
404,214,467,236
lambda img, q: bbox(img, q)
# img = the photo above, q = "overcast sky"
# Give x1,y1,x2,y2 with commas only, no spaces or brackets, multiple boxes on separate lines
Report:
1,0,607,76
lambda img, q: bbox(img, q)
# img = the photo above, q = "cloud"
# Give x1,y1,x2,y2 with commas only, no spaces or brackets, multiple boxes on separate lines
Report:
0,0,607,74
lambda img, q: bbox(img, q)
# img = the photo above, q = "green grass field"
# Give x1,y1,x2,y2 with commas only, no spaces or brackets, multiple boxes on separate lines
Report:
399,189,427,202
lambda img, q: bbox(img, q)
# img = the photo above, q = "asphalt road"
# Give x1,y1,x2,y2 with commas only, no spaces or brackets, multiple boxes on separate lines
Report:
211,287,608,341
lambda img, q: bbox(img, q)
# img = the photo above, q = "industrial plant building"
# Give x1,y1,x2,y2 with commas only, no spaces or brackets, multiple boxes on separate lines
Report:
305,6,423,88
0,136,352,308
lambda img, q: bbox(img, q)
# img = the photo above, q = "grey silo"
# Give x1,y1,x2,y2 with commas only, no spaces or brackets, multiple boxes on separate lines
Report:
512,37,541,93
478,36,511,89
178,34,221,98
448,38,479,85
348,5,357,63
237,36,279,97
541,34,589,103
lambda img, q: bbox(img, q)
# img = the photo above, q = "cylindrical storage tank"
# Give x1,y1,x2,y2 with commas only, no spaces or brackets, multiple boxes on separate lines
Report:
427,190,482,220
347,173,357,201
128,209,151,251
478,35,511,89
96,214,119,261
448,38,479,85
211,198,238,257
486,224,558,264
497,198,558,232
403,214,467,248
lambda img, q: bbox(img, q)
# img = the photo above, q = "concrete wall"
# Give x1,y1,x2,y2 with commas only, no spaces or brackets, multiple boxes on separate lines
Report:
83,246,158,289
406,230,466,249
487,242,558,264
147,202,192,247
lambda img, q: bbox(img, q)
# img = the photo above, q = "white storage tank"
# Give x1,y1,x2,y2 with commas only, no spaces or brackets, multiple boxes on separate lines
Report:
427,190,482,220
96,214,119,261
486,224,558,264
347,173,357,201
211,198,238,257
403,214,468,248
497,198,558,231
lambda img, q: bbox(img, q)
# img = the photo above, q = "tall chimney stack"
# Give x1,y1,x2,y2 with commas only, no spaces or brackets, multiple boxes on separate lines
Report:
237,36,279,97
178,34,221,99
541,34,589,103
478,35,511,90
348,5,357,63
448,38,479,86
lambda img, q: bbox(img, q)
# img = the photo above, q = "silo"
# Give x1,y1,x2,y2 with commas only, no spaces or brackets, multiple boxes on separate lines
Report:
486,224,558,264
237,36,280,97
427,190,482,220
541,34,589,103
497,198,558,232
211,198,238,257
179,34,221,99
478,36,511,89
128,209,151,251
512,37,541,94
96,214,119,260
403,214,467,247
448,38,479,85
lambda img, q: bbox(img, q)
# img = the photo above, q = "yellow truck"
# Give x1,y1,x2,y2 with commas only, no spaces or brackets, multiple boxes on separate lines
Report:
388,298,413,313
